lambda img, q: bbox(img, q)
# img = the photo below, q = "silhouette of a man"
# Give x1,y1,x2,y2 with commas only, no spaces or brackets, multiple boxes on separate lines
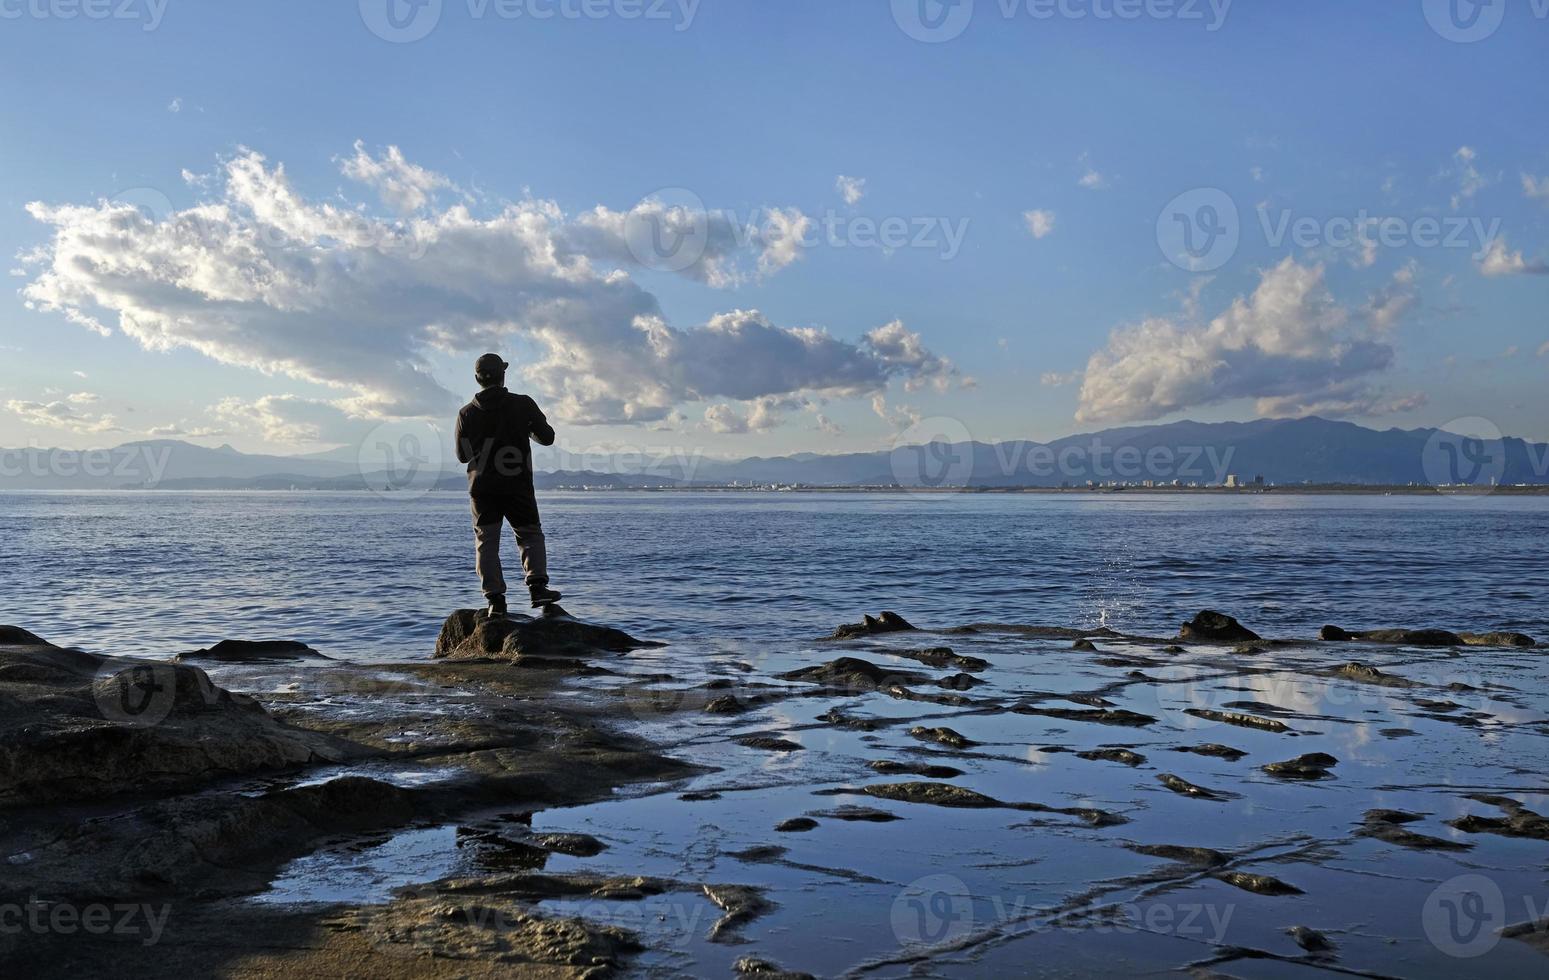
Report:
455,353,561,617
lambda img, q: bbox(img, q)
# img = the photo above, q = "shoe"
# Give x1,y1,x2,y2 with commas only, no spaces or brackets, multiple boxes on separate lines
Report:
529,585,562,608
486,595,508,619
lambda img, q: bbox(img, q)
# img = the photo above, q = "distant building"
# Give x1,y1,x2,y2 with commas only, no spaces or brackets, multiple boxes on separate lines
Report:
1224,475,1239,488
1254,474,1265,486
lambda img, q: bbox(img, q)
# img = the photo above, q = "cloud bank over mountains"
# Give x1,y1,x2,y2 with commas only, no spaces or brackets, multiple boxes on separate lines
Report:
20,145,957,443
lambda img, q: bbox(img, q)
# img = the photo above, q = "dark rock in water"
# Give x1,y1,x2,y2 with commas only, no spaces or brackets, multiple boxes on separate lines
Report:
1127,843,1229,867
1213,870,1304,896
727,844,787,863
775,817,819,833
705,695,754,715
868,759,965,779
1263,752,1338,779
831,611,916,640
1447,794,1549,841
0,627,356,808
1330,662,1418,688
818,707,886,731
907,726,977,749
1077,748,1146,767
435,608,659,662
1015,705,1157,727
859,781,1126,826
702,884,774,944
892,647,990,671
177,639,330,663
936,672,983,690
809,804,900,822
1162,645,1186,654
1156,773,1229,800
1460,631,1537,648
779,657,931,692
736,735,804,753
1072,639,1100,652
533,833,608,857
1319,625,1462,647
1356,809,1472,851
679,790,722,802
1288,926,1335,953
1179,611,1261,644
1184,708,1290,733
735,956,816,980
1173,743,1248,761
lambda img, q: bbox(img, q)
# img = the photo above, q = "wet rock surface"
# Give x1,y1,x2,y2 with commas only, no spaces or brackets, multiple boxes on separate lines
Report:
7,608,1549,977
1179,610,1261,644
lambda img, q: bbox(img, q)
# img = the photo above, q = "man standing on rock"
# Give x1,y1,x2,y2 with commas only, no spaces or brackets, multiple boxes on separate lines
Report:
456,353,563,618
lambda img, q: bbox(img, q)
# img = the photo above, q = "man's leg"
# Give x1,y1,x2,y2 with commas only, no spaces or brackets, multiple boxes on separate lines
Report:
471,498,507,605
511,523,548,589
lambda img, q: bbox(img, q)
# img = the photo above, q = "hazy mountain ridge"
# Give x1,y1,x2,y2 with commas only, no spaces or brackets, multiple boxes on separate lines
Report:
2,418,1545,490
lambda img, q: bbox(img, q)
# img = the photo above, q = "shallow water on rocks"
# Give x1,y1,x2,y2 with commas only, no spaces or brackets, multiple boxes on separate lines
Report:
513,625,1549,977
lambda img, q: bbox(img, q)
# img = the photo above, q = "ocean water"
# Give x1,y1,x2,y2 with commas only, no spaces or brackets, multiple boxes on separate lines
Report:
2,490,1546,660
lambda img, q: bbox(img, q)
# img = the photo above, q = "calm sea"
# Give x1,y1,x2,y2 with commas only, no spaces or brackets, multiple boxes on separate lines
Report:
2,490,1545,661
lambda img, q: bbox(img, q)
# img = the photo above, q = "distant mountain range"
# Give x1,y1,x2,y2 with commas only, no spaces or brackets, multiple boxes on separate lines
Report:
2,417,1545,490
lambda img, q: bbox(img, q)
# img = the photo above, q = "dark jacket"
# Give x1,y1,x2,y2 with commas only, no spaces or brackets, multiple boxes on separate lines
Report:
455,387,556,499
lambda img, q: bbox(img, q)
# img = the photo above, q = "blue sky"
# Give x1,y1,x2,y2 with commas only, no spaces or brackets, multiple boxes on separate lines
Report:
2,0,1546,458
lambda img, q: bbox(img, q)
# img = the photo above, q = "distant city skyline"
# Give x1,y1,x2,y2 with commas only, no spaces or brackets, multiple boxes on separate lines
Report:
2,1,1547,457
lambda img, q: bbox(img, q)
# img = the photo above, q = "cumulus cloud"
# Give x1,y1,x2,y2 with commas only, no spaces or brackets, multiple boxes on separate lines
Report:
211,395,366,446
1478,237,1549,277
835,175,866,206
1075,258,1415,424
1023,209,1056,239
1522,173,1549,203
5,398,121,433
340,141,457,214
1254,382,1426,419
1363,261,1419,332
21,147,954,433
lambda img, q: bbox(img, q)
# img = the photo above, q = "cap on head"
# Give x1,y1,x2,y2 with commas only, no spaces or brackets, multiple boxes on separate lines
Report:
475,353,509,385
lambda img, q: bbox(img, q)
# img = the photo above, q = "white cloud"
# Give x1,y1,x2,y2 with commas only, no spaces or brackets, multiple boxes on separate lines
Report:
1022,209,1056,239
1040,370,1081,387
21,147,954,432
211,395,365,446
1478,237,1549,277
1522,173,1549,203
1076,258,1412,424
5,398,121,433
1250,166,1265,183
1078,169,1107,190
835,175,866,206
72,370,88,379
340,141,457,214
167,97,182,114
1449,146,1492,210
1364,261,1419,332
1254,382,1426,419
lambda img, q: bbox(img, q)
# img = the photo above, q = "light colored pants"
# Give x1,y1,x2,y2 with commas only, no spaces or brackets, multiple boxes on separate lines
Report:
474,522,547,600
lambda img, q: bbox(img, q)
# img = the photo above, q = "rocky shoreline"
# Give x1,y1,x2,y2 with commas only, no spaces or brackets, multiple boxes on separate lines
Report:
2,609,1545,977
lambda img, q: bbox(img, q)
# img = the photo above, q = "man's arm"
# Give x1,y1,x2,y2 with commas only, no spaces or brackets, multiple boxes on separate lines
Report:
525,396,556,447
454,408,472,464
